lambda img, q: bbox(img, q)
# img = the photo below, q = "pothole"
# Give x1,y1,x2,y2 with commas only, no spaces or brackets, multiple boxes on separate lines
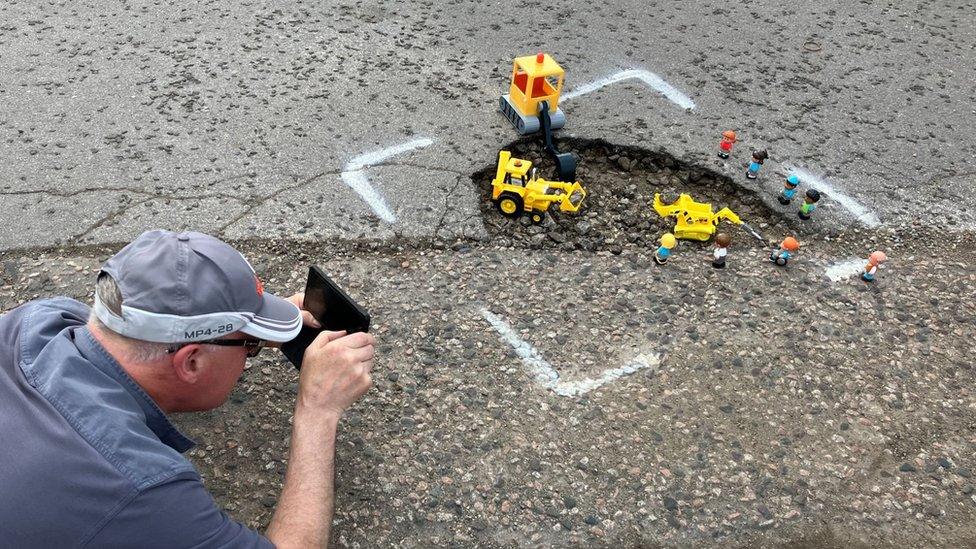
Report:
474,138,805,253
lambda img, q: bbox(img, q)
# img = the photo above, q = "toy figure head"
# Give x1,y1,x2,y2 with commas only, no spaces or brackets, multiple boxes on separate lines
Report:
805,189,821,203
660,233,676,249
752,149,768,163
786,174,799,188
781,237,799,252
722,130,737,142
715,233,731,248
869,251,887,266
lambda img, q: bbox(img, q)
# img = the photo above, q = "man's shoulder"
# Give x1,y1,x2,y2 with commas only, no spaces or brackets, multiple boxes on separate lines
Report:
3,297,90,363
5,297,197,489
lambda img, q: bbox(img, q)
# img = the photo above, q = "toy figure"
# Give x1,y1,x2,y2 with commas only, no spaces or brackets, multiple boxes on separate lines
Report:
769,236,799,266
712,233,731,268
654,233,677,265
746,149,768,180
862,251,887,282
718,130,737,159
798,189,821,220
778,174,800,205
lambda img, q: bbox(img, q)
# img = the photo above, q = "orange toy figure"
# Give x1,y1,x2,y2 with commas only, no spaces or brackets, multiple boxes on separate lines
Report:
862,251,887,282
717,130,737,159
769,237,799,266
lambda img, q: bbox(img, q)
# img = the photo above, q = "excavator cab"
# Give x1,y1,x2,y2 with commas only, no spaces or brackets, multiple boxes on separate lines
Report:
500,53,566,134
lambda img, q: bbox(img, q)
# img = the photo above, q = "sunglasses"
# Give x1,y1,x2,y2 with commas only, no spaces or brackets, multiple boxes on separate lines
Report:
167,338,267,358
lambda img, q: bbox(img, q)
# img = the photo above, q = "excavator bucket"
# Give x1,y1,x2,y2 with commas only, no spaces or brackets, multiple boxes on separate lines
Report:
556,181,586,213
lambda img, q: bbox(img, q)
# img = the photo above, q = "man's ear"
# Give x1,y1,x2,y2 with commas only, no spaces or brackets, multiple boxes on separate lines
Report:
171,344,204,384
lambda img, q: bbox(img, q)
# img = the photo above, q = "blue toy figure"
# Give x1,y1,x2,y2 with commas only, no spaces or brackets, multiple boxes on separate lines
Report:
778,174,800,205
654,233,676,265
746,149,768,180
798,189,821,220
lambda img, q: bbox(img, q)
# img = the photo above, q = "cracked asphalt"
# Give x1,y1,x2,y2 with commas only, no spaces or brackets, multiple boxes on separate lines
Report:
2,0,975,249
2,0,976,547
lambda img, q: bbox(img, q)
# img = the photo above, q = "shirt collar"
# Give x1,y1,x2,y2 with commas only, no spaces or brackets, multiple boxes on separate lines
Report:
73,326,196,453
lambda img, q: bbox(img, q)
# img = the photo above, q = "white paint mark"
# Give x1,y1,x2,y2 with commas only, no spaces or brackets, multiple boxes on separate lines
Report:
339,171,397,223
825,257,865,282
345,138,434,172
481,309,560,387
552,353,661,398
481,308,660,397
340,137,434,223
561,69,696,110
785,166,881,228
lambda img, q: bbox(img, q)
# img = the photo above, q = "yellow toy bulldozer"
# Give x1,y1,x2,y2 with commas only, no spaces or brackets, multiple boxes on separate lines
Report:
652,193,742,241
491,150,586,224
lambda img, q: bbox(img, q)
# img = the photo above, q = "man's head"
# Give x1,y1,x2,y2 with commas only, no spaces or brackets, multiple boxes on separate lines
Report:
88,230,302,412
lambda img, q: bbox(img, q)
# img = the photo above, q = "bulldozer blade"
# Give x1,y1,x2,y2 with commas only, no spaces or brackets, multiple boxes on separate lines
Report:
739,222,767,246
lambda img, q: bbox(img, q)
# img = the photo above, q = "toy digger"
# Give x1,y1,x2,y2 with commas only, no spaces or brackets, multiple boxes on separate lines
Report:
652,193,766,244
491,150,586,224
499,53,576,183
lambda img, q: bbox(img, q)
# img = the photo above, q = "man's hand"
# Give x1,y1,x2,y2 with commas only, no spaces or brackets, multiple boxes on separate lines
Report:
286,292,322,329
297,330,374,416
265,292,321,350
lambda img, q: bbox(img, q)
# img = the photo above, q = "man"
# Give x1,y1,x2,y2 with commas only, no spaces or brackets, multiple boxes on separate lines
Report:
0,230,375,548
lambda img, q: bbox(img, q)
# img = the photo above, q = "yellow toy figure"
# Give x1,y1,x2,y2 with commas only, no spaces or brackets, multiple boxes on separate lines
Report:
862,251,887,282
654,233,677,265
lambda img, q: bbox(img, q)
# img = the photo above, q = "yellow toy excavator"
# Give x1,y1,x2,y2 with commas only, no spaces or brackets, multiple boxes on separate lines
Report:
491,150,586,224
652,193,747,241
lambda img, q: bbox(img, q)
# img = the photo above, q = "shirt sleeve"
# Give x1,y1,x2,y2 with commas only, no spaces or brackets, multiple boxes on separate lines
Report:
84,475,275,549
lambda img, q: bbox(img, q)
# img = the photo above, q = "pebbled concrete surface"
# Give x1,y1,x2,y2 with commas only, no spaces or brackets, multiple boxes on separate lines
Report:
2,0,975,249
3,226,975,548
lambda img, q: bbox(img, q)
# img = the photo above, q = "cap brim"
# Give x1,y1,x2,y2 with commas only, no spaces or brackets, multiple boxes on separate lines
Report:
239,293,302,342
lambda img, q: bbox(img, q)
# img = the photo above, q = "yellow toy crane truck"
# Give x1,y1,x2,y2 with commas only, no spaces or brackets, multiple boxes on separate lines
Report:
499,52,566,135
652,193,743,241
499,52,576,183
491,150,586,224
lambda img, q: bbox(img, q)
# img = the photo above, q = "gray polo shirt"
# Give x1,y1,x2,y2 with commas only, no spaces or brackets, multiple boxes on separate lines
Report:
0,298,274,548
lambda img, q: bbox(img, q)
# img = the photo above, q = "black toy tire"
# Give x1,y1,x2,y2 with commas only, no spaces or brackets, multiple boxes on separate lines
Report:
495,192,524,219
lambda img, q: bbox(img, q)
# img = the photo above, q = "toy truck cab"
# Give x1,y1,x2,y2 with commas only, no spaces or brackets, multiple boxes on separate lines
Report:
499,53,567,135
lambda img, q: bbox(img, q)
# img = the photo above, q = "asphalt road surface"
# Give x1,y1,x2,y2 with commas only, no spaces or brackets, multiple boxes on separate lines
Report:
2,0,976,547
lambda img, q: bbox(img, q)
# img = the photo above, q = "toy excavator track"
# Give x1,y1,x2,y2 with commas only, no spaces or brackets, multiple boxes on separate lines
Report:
500,95,538,135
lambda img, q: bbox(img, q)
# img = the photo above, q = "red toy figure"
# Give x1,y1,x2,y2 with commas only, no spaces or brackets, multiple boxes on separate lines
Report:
718,130,736,159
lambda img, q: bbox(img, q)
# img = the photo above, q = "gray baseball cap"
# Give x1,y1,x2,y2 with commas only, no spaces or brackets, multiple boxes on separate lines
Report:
92,230,301,344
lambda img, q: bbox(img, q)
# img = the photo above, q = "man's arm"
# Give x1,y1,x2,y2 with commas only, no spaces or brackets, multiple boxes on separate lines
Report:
265,330,374,548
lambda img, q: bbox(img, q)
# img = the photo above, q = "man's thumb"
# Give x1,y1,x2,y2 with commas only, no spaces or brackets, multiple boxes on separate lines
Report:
313,330,348,346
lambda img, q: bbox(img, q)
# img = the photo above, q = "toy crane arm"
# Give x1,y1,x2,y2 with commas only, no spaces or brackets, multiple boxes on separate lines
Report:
539,101,577,183
715,207,768,245
714,207,742,225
